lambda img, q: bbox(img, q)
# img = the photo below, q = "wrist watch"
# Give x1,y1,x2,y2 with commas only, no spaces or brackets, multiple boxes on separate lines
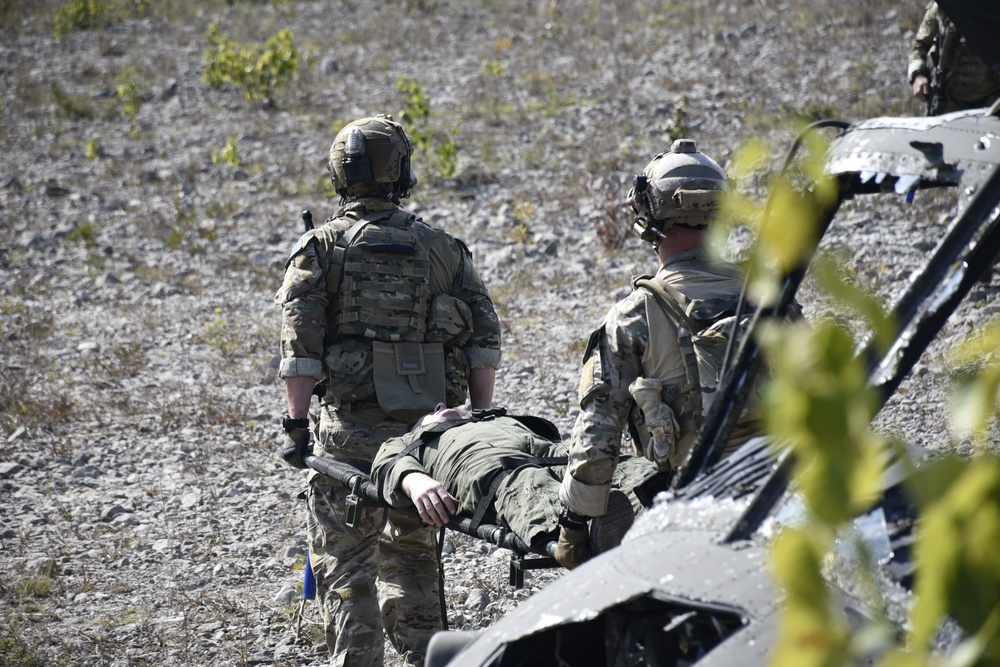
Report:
282,415,309,432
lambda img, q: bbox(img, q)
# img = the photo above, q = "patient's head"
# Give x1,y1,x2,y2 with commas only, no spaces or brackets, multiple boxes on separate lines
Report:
411,403,466,431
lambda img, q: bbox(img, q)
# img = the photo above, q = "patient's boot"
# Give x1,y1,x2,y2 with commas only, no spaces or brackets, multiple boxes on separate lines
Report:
588,490,635,554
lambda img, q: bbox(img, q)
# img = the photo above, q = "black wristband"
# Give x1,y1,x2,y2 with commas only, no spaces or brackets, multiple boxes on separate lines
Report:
282,415,309,432
471,407,507,421
558,505,589,530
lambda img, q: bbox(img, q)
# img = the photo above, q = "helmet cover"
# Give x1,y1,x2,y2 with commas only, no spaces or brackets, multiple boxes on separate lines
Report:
627,139,726,243
329,114,416,200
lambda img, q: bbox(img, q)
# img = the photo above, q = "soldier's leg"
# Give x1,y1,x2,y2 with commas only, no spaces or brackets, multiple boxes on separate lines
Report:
378,507,443,667
495,465,639,554
613,455,661,516
492,467,562,550
307,473,388,667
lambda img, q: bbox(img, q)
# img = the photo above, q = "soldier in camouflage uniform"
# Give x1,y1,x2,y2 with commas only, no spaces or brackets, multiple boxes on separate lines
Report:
370,405,656,555
276,115,502,667
556,140,759,569
908,1,1000,114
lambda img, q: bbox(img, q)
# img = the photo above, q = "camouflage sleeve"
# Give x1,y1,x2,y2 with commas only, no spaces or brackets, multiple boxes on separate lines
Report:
559,295,648,517
908,3,938,82
451,238,502,369
275,231,332,380
371,434,428,508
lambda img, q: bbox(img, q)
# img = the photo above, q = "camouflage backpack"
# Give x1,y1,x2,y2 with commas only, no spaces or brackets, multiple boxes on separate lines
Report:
631,276,763,460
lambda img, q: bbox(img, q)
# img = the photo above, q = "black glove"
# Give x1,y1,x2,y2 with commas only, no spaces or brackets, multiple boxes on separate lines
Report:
281,416,312,469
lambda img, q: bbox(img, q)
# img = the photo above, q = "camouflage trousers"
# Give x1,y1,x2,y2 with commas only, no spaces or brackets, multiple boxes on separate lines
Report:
307,407,443,667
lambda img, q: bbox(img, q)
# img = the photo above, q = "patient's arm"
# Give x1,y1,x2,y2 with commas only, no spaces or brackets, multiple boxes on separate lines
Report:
401,472,459,527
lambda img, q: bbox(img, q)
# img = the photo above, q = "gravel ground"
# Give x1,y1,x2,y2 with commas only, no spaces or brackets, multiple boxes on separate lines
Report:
1,1,994,665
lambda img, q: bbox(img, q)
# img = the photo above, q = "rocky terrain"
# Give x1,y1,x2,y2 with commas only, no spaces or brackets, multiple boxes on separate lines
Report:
1,1,995,665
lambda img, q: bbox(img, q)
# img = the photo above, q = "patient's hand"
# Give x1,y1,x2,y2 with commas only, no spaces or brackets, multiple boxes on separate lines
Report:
402,473,459,527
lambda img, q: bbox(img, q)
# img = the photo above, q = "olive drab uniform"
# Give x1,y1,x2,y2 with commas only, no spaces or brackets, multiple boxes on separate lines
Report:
277,197,501,667
560,247,762,518
908,1,1000,114
371,416,657,552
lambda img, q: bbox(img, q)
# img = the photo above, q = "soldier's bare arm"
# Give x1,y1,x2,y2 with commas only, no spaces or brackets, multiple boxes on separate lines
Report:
284,376,316,419
468,366,496,409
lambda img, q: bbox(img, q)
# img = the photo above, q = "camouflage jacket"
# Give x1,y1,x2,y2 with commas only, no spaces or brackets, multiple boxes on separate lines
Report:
559,248,747,517
908,2,1000,108
276,198,502,394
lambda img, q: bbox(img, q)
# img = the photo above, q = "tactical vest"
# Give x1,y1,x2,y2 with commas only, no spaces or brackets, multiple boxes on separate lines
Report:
628,275,763,464
322,209,466,419
332,209,431,341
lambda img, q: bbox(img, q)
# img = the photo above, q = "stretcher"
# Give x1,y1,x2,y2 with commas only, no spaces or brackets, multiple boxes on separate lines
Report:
304,452,559,588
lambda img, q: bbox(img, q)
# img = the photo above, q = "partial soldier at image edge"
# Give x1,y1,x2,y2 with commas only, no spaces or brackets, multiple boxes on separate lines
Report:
908,0,1000,115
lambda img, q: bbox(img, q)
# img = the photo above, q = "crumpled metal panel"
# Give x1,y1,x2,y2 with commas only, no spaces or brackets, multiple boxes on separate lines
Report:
827,109,1000,194
450,509,777,665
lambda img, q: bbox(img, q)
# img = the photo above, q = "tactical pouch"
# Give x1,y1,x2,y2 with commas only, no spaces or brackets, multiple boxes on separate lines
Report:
323,340,375,402
425,294,473,346
372,341,446,421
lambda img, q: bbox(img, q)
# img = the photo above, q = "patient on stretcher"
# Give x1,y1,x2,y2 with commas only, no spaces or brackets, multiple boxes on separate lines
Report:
371,404,659,557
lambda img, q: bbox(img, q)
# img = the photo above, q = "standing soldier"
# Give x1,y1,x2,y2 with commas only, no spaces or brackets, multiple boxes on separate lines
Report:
556,140,764,569
276,114,502,667
908,1,1000,115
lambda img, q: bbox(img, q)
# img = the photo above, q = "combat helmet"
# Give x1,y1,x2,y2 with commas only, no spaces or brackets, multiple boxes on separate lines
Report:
328,114,416,201
626,139,727,245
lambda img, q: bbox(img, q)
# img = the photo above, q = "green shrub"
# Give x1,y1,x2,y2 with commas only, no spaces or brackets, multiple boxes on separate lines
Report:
436,133,458,179
202,22,298,106
211,135,241,167
52,0,158,38
397,75,431,153
396,75,460,180
53,0,106,39
200,307,245,359
85,137,99,161
18,577,53,599
116,65,144,129
50,84,95,120
0,616,45,667
67,223,96,249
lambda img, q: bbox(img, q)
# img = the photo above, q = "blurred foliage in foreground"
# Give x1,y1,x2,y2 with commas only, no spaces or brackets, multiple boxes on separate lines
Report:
721,132,1000,666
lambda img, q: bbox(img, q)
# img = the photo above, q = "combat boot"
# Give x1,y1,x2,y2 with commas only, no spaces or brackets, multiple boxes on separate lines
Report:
588,490,635,554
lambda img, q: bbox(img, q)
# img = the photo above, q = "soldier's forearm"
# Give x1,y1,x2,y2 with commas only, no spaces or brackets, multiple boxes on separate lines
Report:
468,366,496,409
284,376,316,418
